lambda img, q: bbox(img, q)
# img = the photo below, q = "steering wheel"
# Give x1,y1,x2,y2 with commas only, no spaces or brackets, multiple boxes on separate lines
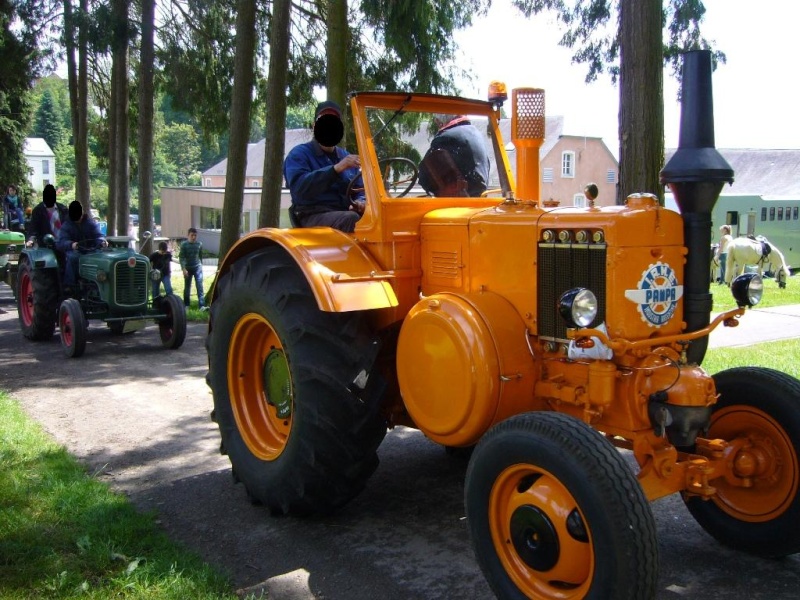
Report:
346,157,420,200
75,238,105,254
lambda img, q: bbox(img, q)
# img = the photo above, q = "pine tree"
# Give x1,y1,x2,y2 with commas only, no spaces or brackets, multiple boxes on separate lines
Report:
33,89,64,151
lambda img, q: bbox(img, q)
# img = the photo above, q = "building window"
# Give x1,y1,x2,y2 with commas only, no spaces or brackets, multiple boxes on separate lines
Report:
573,193,586,208
543,168,554,183
199,206,222,230
794,207,799,220
561,152,575,178
42,160,49,175
606,169,616,183
251,180,259,188
761,207,767,221
204,178,211,187
778,207,784,221
769,207,775,221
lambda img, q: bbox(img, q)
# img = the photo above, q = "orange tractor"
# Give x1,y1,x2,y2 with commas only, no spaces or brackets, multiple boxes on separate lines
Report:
206,50,800,598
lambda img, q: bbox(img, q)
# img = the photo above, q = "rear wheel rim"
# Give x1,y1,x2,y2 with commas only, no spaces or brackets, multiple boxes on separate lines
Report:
60,308,73,347
490,464,593,599
227,313,292,460
19,271,33,326
710,405,799,522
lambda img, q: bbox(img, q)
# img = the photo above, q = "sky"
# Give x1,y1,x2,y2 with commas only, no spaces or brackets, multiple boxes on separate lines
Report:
452,0,800,157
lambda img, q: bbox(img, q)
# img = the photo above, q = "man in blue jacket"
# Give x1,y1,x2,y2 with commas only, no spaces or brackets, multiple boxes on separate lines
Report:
56,201,107,291
283,101,365,233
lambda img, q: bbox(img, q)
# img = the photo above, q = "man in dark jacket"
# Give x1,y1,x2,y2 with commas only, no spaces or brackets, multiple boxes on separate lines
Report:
27,184,68,246
283,101,365,233
418,114,490,198
56,201,107,289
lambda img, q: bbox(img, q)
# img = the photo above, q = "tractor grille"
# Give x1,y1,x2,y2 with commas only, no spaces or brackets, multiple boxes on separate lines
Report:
538,242,606,341
114,259,148,306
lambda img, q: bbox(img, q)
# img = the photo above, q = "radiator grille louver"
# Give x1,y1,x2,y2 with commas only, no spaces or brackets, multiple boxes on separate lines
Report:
114,260,148,306
538,243,606,341
430,250,460,280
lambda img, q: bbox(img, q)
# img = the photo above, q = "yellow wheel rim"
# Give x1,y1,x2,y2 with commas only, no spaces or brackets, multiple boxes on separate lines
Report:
710,405,799,522
489,464,594,599
227,313,292,460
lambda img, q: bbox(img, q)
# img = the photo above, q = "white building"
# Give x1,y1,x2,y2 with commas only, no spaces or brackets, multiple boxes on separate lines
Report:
24,137,56,191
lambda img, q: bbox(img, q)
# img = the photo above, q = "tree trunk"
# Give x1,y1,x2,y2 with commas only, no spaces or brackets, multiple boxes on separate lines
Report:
138,0,155,254
219,0,257,258
259,0,291,229
326,0,348,108
111,0,130,237
618,0,664,204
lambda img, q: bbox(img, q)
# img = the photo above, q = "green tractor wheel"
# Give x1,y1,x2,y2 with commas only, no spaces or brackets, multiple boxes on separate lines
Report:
17,256,59,341
59,298,87,358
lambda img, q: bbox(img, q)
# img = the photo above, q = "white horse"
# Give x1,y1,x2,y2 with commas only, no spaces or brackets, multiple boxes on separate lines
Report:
725,235,791,288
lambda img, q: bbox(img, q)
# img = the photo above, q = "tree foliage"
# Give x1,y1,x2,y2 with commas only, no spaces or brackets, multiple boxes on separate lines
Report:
160,123,202,186
510,0,724,202
33,89,64,150
358,0,490,93
0,0,40,193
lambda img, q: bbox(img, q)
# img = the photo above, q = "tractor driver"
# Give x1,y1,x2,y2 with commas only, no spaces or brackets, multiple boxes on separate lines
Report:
283,101,365,233
56,200,107,293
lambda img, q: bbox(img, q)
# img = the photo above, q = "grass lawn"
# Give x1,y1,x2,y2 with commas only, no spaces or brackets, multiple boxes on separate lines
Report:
0,392,238,600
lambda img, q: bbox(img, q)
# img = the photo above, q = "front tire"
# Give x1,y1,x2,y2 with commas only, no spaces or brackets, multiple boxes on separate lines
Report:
685,367,800,557
207,247,386,515
466,412,658,600
59,298,87,358
158,294,187,349
17,257,59,340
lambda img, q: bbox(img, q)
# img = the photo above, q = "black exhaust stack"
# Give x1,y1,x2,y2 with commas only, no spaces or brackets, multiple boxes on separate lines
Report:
660,50,734,365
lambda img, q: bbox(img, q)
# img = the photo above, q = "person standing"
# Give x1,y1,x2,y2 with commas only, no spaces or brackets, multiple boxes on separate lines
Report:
716,224,733,284
180,227,205,310
149,241,173,300
27,184,68,246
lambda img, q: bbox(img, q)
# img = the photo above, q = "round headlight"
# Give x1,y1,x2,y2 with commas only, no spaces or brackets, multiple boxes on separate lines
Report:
559,287,598,328
96,269,107,282
731,273,763,307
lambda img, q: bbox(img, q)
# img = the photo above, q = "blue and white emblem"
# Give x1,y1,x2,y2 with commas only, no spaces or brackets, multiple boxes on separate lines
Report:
624,262,684,327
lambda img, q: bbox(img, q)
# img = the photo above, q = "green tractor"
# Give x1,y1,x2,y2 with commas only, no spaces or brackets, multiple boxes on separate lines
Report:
16,233,187,357
1,230,25,298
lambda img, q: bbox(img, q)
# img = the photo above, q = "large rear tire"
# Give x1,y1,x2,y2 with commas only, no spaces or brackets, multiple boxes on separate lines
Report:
207,247,386,515
17,256,59,340
59,298,87,358
685,367,800,557
158,294,187,349
465,412,658,600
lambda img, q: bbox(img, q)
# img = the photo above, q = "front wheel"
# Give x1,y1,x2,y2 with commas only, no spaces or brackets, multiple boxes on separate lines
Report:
465,412,658,600
207,247,386,515
685,367,800,557
158,294,187,349
59,298,87,358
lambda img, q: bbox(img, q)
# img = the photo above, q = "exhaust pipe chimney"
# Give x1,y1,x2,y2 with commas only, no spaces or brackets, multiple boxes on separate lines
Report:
660,50,733,365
